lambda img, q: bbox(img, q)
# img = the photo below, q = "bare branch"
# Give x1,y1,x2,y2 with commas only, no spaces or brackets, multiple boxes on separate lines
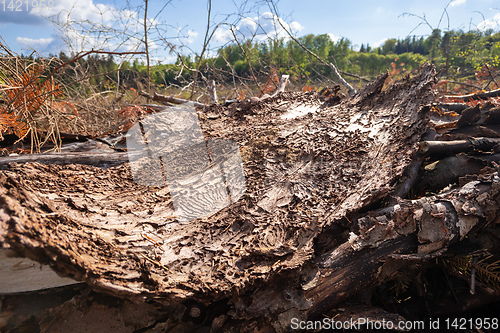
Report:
47,50,146,82
143,0,151,98
229,26,262,95
267,1,357,96
443,87,500,101
139,90,206,108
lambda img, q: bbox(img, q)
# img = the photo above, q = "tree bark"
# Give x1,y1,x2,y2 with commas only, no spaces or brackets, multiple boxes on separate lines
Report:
306,174,500,318
0,151,134,170
6,64,497,331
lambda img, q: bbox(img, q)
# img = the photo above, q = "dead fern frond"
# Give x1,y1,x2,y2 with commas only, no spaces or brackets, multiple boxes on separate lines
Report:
443,254,500,291
0,40,67,152
0,112,28,140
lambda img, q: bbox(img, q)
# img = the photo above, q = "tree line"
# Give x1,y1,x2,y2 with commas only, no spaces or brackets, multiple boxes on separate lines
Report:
40,27,500,96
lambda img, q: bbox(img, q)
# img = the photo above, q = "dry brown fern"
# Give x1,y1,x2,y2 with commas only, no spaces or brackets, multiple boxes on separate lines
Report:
0,54,64,152
0,112,27,140
444,254,500,292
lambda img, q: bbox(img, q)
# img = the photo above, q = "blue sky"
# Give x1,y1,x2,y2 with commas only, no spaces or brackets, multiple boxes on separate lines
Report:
0,0,499,63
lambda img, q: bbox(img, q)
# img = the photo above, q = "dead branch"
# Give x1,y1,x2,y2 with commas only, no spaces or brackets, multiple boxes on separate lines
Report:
339,70,370,82
483,64,499,90
434,102,470,113
390,155,424,201
438,79,483,90
443,87,500,101
0,151,133,170
229,27,262,94
139,91,206,108
189,0,221,101
47,50,146,82
418,137,500,155
417,155,489,194
267,1,356,97
143,0,151,98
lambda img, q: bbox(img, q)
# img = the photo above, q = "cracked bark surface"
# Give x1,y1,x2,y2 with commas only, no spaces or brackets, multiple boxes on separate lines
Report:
6,64,494,331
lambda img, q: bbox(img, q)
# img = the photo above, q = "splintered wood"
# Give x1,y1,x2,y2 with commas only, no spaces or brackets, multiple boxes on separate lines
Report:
1,65,437,303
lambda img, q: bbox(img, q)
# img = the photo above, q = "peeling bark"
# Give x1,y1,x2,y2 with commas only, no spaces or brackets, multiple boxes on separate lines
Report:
6,64,496,331
306,173,500,318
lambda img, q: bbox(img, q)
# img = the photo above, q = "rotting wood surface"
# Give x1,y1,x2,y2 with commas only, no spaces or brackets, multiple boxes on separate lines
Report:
1,66,437,306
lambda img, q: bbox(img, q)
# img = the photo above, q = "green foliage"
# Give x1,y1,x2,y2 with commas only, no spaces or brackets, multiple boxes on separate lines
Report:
49,28,500,96
202,29,500,85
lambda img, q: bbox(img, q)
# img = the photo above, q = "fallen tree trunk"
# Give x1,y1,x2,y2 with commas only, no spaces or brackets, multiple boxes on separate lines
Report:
5,64,499,331
0,151,133,169
306,173,500,318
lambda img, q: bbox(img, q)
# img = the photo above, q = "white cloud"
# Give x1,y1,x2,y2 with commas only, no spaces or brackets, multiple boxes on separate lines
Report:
289,21,304,34
213,28,233,43
450,0,466,7
31,0,116,25
149,54,177,65
171,28,200,48
478,13,500,31
327,33,341,43
373,38,388,48
27,0,150,53
186,30,199,44
214,12,304,43
16,37,54,50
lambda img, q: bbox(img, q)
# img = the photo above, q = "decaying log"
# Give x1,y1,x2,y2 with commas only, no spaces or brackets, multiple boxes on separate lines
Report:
0,140,135,170
0,65,435,289
5,64,497,330
0,151,134,170
305,173,500,318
